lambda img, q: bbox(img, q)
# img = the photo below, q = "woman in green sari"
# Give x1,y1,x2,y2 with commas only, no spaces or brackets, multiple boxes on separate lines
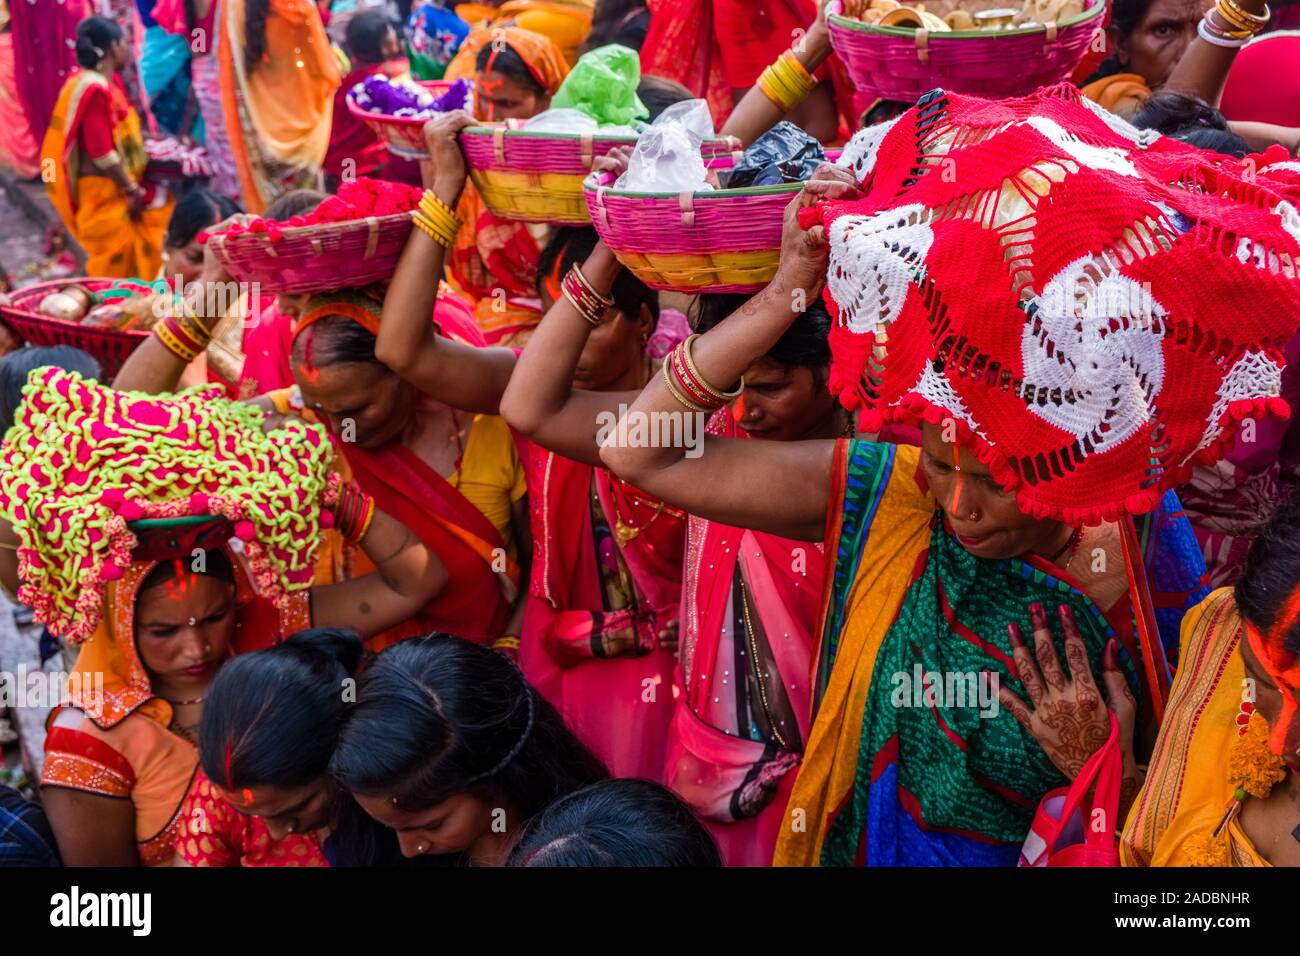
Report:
600,86,1299,865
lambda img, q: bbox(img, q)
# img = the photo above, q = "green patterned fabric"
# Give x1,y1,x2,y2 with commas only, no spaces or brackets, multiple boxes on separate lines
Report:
818,440,1139,866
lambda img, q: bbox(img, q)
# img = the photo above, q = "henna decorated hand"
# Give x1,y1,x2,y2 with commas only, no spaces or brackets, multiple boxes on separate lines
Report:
998,602,1138,782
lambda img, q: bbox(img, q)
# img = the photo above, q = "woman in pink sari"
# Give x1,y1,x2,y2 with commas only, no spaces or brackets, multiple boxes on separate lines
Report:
0,2,40,177
8,0,89,148
664,292,848,866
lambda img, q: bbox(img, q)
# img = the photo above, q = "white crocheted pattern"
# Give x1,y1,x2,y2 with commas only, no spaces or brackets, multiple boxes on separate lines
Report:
1272,199,1300,246
826,203,932,335
913,363,987,439
1023,116,1140,179
1020,254,1168,455
1182,350,1283,465
836,115,901,183
1077,95,1163,150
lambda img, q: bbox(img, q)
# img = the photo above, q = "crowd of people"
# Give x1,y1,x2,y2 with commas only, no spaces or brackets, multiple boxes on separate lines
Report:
0,0,1297,870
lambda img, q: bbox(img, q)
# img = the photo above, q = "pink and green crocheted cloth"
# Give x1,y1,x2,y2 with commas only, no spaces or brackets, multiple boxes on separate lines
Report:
0,368,336,643
815,83,1300,525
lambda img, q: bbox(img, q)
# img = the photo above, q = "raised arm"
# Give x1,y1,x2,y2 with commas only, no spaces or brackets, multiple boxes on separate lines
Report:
598,185,845,541
309,498,448,638
376,110,517,415
719,0,843,147
1161,0,1269,107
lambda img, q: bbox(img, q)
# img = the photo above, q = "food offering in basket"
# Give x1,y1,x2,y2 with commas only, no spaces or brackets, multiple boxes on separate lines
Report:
846,0,1083,30
346,75,471,158
458,44,651,225
203,178,424,295
0,279,172,377
828,0,1104,101
585,115,835,294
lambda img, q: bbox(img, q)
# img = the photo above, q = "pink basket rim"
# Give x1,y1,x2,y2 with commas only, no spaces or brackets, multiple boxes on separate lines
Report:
208,211,415,252
461,123,744,153
826,0,1104,38
0,278,152,339
345,80,456,129
582,148,842,200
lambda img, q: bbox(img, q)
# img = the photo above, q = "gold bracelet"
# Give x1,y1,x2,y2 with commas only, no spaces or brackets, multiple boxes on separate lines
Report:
175,306,215,345
561,286,604,327
155,324,198,363
418,191,462,235
758,50,816,113
680,333,744,402
570,263,614,309
492,635,521,652
661,357,714,412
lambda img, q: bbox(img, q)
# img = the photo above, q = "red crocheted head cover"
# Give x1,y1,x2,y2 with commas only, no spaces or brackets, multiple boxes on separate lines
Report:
815,84,1300,524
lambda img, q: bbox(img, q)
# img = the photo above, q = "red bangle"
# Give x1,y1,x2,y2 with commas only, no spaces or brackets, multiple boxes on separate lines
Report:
330,482,376,544
668,344,725,410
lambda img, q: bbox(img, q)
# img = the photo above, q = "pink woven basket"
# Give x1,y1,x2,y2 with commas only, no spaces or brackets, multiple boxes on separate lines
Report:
583,153,839,294
208,214,415,295
827,0,1106,102
346,80,455,159
0,279,149,378
460,123,744,225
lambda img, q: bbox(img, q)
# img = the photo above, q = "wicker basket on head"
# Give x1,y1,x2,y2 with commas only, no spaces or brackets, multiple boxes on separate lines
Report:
827,0,1106,103
207,214,415,295
346,80,456,159
583,153,839,294
0,279,150,378
460,123,745,226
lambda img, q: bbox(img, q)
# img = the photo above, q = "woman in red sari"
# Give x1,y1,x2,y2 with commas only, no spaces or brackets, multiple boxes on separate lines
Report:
381,125,684,779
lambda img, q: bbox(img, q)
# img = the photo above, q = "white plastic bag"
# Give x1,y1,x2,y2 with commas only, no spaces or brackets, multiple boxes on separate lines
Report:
616,98,715,192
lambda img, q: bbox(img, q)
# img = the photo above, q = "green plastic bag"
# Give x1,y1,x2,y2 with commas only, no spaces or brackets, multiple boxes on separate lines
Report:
551,44,648,127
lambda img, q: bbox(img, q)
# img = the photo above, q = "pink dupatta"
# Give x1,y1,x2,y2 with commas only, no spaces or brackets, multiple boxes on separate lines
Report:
669,411,824,866
519,445,684,781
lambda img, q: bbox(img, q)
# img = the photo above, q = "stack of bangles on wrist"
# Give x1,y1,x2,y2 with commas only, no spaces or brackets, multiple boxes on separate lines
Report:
413,190,461,248
154,304,214,363
492,635,521,653
562,263,614,327
326,479,377,544
1200,0,1269,45
662,334,744,412
757,50,817,114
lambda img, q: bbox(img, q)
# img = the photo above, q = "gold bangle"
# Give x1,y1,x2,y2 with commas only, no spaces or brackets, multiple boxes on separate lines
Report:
356,497,376,542
154,323,198,362
661,356,713,412
175,306,215,345
680,333,744,402
1218,0,1269,27
418,191,461,235
492,635,521,652
570,263,614,309
561,286,603,327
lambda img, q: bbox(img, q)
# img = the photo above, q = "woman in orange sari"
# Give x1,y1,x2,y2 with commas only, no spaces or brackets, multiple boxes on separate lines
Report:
444,26,570,346
0,370,449,866
1122,490,1300,867
41,16,175,278
216,0,341,212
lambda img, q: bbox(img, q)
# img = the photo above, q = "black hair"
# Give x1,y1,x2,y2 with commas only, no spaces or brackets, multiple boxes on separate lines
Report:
165,189,242,250
75,16,124,70
330,635,609,822
638,75,693,122
346,9,395,65
139,550,235,592
536,226,659,323
1132,91,1249,157
245,0,270,71
506,778,722,866
263,189,327,221
692,293,832,372
1084,0,1155,82
0,347,102,434
581,0,651,54
291,312,385,369
475,41,546,96
199,627,364,791
1236,490,1300,658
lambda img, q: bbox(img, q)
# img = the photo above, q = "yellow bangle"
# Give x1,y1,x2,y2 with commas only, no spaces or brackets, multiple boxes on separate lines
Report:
418,191,461,235
758,51,816,113
154,323,198,362
492,635,521,652
1218,0,1269,27
413,212,457,248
